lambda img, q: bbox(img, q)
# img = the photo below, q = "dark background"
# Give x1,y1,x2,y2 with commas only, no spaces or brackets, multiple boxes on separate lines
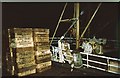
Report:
2,2,119,39
2,2,119,57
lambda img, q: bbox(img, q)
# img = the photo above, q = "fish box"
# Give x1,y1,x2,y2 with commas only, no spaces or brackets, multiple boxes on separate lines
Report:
34,37,49,42
35,54,51,64
35,46,50,51
8,28,34,48
35,55,50,61
36,66,51,73
35,42,49,46
17,68,36,76
33,28,49,35
36,61,51,73
15,47,34,53
17,60,36,69
108,60,120,74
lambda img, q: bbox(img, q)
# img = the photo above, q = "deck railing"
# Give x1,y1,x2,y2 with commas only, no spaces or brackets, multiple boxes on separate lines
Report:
80,52,120,74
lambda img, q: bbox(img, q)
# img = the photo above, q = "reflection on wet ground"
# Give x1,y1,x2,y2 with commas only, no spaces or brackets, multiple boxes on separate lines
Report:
26,61,119,76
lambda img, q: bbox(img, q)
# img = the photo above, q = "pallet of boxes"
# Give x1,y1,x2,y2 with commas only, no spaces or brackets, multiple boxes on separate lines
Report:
7,28,36,76
7,28,52,77
33,28,52,73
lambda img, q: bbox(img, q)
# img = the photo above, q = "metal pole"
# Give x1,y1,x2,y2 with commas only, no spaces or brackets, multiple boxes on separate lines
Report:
74,3,80,49
50,3,67,45
87,53,89,68
80,3,102,38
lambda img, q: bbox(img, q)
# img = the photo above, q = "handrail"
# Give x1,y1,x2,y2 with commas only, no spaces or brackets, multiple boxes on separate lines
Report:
80,52,120,74
88,59,107,66
80,52,120,61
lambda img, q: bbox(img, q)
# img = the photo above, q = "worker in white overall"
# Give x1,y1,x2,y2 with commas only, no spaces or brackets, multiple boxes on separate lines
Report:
62,40,73,64
58,36,65,63
82,41,93,54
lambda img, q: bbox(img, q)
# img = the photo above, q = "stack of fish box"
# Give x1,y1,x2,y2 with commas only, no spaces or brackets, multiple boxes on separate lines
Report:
33,28,52,73
7,28,36,76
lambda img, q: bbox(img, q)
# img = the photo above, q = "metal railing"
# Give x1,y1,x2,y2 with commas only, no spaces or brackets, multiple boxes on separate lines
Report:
51,45,120,74
80,52,120,74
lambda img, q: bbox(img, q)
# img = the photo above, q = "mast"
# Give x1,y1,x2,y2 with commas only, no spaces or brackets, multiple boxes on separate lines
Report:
74,3,80,49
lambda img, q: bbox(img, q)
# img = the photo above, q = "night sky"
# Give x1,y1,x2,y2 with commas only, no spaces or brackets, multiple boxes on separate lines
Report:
2,2,119,39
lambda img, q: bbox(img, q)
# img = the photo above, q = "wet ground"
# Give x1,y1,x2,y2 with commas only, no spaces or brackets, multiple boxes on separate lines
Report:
26,61,119,77
2,59,119,77
2,47,119,77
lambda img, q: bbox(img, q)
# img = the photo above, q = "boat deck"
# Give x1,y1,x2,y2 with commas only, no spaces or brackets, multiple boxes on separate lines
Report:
27,61,119,76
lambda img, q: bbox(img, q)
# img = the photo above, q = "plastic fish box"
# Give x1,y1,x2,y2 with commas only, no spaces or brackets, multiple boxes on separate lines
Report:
35,50,51,57
17,68,36,76
36,61,51,73
36,66,51,73
35,46,50,51
13,47,34,53
35,42,49,46
10,47,36,68
34,36,49,42
35,53,51,62
8,28,34,48
15,64,36,74
16,59,36,69
16,55,35,63
36,61,51,69
33,28,49,35
34,32,49,37
35,55,51,64
7,59,36,76
16,52,35,60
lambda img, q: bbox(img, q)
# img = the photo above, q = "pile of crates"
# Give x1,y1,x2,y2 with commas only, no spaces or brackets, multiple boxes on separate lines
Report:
7,28,36,76
33,28,51,73
7,28,51,76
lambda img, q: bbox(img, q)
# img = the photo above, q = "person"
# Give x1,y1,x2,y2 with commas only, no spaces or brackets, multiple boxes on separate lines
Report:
58,40,65,63
62,40,70,51
81,40,93,54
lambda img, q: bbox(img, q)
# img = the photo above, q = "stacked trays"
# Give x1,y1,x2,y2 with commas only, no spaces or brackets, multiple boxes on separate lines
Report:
7,28,52,77
33,28,52,73
7,28,36,76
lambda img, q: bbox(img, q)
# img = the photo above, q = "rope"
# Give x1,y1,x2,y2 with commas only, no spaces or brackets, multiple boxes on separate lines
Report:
80,3,102,39
50,3,67,45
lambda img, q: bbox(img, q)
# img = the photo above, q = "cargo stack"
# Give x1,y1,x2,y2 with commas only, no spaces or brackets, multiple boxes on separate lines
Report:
33,28,52,73
7,28,36,76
